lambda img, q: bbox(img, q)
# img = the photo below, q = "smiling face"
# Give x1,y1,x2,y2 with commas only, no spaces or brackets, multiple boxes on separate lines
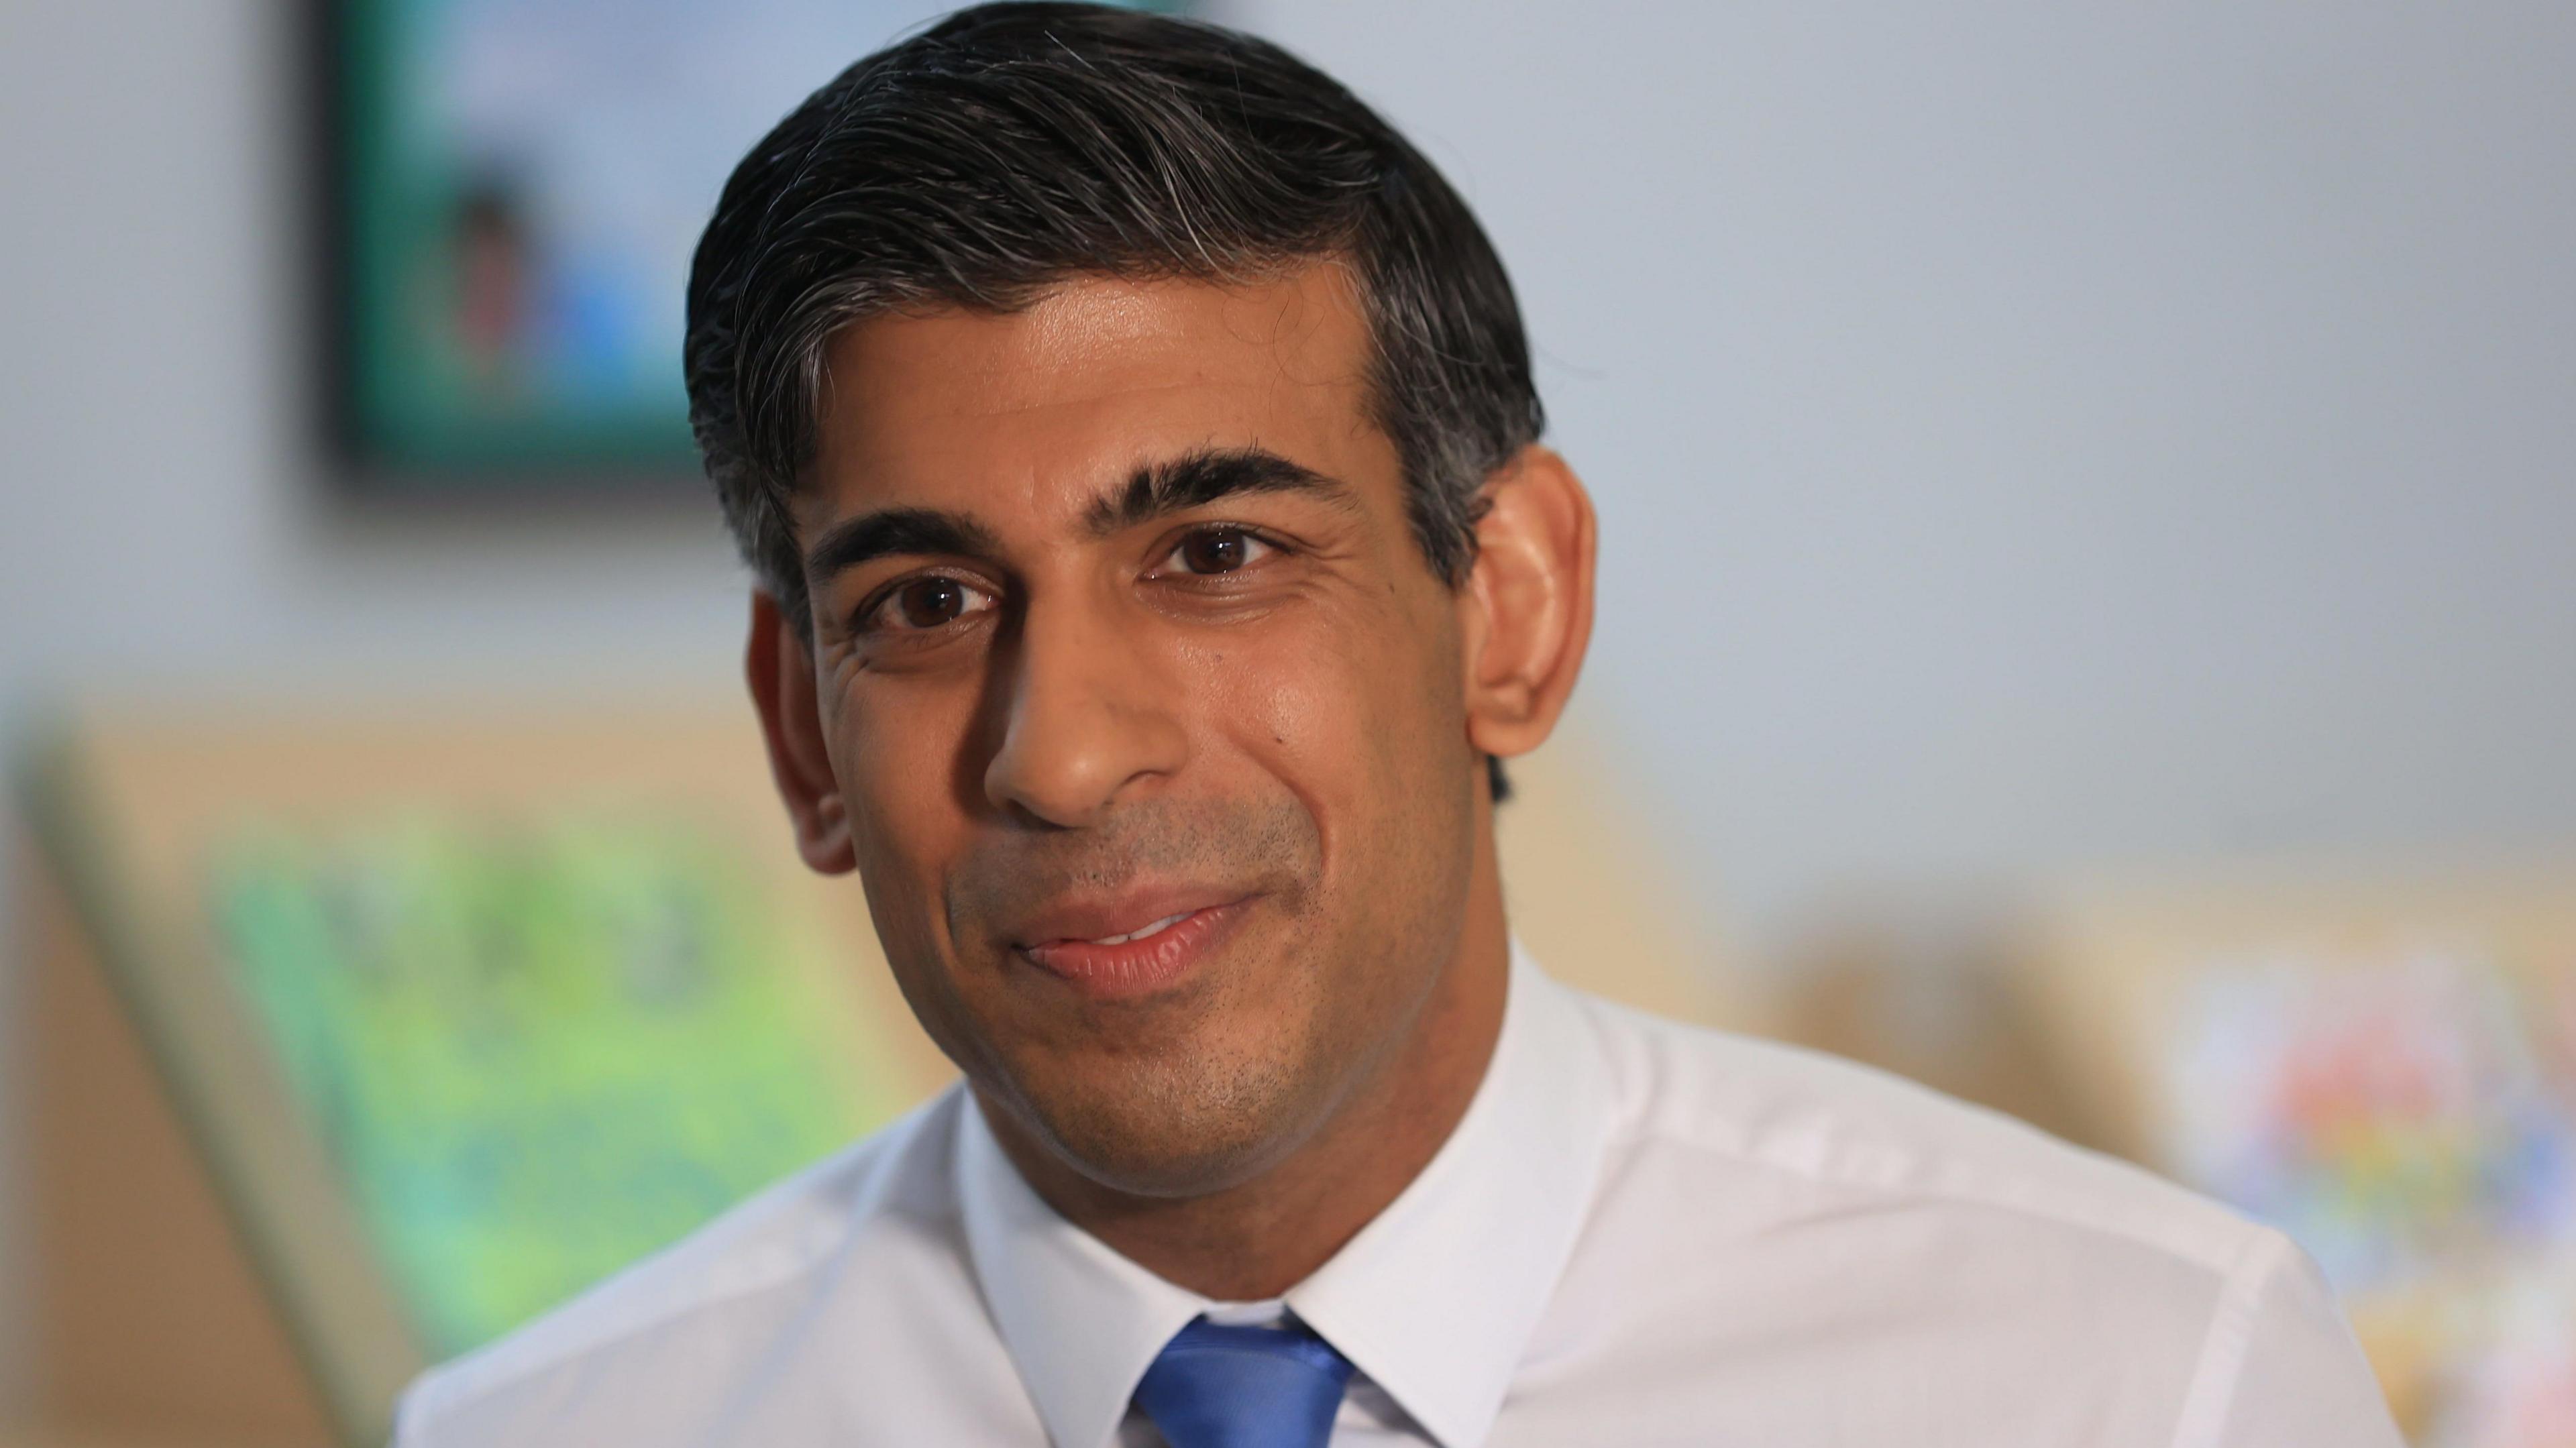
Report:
780,264,1492,1196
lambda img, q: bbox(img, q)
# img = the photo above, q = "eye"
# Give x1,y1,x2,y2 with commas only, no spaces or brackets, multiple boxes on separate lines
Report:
1164,526,1278,576
863,575,997,633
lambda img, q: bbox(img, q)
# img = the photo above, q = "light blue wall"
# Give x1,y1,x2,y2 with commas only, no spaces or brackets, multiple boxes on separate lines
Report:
1221,0,2576,935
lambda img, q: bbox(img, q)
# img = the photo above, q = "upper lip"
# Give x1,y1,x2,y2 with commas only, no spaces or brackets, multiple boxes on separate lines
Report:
1004,886,1248,948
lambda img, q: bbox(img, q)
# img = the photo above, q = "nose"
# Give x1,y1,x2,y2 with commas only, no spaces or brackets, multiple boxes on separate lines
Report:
981,590,1189,828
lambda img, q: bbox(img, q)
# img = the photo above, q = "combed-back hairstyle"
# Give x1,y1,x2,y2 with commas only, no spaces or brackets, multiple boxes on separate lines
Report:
685,1,1543,795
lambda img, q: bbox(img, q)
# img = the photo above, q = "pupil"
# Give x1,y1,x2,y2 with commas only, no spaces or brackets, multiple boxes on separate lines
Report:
902,579,961,626
1189,531,1246,572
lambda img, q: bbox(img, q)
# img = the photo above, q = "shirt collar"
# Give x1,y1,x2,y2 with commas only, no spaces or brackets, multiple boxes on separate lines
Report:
957,943,1616,1448
956,1097,1203,1448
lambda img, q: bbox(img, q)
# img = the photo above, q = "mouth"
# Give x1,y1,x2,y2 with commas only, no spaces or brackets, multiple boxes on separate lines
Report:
1012,896,1252,999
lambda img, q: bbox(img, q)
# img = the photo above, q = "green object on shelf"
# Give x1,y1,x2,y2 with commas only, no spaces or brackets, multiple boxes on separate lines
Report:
209,812,895,1357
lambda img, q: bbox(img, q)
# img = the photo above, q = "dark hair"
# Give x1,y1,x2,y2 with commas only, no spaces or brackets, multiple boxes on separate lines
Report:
686,1,1542,797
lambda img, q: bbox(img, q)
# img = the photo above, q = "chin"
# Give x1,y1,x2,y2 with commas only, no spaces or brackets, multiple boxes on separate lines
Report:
1012,1048,1327,1199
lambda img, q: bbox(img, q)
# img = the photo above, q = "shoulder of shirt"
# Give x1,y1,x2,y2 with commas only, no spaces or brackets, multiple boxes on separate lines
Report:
1560,982,2273,1279
393,1084,969,1439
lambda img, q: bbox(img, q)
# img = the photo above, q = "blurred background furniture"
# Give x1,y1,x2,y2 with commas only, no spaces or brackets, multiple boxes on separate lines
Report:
1780,867,2576,1446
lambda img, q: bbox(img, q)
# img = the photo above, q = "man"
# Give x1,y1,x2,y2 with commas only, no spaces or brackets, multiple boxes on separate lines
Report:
396,5,2402,1445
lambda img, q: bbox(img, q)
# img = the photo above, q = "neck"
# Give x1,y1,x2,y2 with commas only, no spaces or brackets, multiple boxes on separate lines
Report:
981,816,1513,1302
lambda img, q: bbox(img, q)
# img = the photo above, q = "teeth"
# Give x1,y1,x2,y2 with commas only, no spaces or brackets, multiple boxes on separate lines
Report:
1087,911,1189,947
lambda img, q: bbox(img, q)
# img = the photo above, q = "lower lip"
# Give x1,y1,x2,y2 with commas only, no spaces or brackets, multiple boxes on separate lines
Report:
1018,901,1247,999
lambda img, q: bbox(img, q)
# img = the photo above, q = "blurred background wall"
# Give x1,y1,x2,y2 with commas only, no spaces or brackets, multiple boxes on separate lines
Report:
1239,1,2576,949
0,3,753,708
1,0,2573,1440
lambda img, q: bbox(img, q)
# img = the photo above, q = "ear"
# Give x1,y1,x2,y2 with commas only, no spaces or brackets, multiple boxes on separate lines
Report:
746,590,858,875
1457,445,1597,764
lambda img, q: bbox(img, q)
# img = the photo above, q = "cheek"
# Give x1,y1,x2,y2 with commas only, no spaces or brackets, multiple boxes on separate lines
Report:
828,677,1005,1076
1197,590,1470,865
830,677,980,949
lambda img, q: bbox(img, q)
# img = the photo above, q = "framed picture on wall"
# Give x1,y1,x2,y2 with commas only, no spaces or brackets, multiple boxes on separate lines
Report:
323,0,1181,488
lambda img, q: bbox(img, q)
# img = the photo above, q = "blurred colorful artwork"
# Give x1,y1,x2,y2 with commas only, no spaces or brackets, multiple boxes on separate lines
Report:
2164,948,2576,1447
208,812,902,1355
333,0,1177,479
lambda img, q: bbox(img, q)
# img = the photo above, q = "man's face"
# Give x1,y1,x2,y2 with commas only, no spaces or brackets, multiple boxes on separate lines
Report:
794,265,1485,1196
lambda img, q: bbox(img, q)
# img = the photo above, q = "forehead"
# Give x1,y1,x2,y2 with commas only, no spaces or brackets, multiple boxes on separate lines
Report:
808,264,1391,525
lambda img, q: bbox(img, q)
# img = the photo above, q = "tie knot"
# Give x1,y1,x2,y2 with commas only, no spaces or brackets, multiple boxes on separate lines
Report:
1133,1317,1355,1448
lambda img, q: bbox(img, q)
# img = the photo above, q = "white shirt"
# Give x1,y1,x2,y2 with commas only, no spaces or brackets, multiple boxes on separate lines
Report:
395,946,2402,1447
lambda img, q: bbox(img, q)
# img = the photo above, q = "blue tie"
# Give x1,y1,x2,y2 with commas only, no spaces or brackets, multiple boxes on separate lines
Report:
1132,1316,1356,1448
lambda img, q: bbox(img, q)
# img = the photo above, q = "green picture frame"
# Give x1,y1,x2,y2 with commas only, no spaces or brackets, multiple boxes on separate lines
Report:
325,0,1183,486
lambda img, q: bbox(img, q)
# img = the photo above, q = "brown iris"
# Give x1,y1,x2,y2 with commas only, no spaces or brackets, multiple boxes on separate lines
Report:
894,577,972,628
1178,528,1253,574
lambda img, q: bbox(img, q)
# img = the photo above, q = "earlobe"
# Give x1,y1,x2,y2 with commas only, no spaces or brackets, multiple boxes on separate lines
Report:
1459,446,1598,763
745,591,859,875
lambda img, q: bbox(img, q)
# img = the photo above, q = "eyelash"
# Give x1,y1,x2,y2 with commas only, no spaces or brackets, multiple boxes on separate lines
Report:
847,524,1290,638
1153,524,1285,580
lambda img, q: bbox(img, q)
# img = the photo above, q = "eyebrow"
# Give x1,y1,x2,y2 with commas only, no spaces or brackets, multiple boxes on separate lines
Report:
804,508,1006,585
1082,447,1358,536
802,446,1355,584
